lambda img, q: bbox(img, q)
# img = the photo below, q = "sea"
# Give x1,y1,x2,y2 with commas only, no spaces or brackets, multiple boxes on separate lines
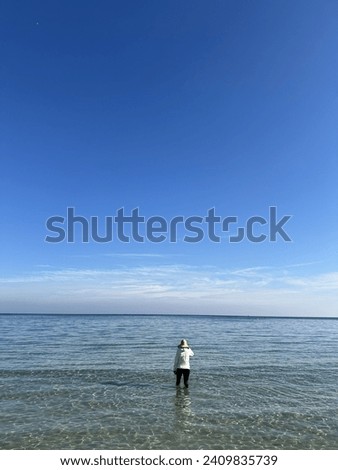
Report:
0,314,337,450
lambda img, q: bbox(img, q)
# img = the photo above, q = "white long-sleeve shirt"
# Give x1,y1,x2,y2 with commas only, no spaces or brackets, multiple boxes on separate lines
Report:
174,347,194,370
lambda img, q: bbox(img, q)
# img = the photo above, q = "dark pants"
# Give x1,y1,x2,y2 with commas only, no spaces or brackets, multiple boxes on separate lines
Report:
176,368,190,387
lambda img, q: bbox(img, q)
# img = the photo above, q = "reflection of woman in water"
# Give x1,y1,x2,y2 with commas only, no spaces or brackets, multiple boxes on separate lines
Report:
173,339,194,388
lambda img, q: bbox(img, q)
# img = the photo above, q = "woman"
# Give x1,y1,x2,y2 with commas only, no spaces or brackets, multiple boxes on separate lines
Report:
173,339,194,388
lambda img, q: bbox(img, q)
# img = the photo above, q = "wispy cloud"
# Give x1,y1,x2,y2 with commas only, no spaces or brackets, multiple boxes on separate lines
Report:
69,252,179,259
103,252,173,258
0,264,337,316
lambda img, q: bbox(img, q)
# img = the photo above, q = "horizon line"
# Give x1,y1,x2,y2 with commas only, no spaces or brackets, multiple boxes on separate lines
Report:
0,312,337,320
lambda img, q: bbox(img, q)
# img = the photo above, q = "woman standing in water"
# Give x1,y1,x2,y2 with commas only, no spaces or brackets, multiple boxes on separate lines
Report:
173,339,194,388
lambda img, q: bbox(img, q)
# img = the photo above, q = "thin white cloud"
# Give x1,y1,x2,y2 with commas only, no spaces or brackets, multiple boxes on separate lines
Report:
0,264,337,316
283,272,338,291
102,252,172,258
69,252,180,259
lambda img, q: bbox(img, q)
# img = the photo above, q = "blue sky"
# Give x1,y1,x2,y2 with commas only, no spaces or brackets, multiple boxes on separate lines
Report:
1,0,337,316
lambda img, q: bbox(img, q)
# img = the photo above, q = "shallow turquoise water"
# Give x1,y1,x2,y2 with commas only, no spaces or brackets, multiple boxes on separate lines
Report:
0,314,337,449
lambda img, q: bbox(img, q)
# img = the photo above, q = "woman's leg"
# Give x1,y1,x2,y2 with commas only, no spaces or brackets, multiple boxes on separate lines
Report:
182,369,190,388
176,368,183,386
